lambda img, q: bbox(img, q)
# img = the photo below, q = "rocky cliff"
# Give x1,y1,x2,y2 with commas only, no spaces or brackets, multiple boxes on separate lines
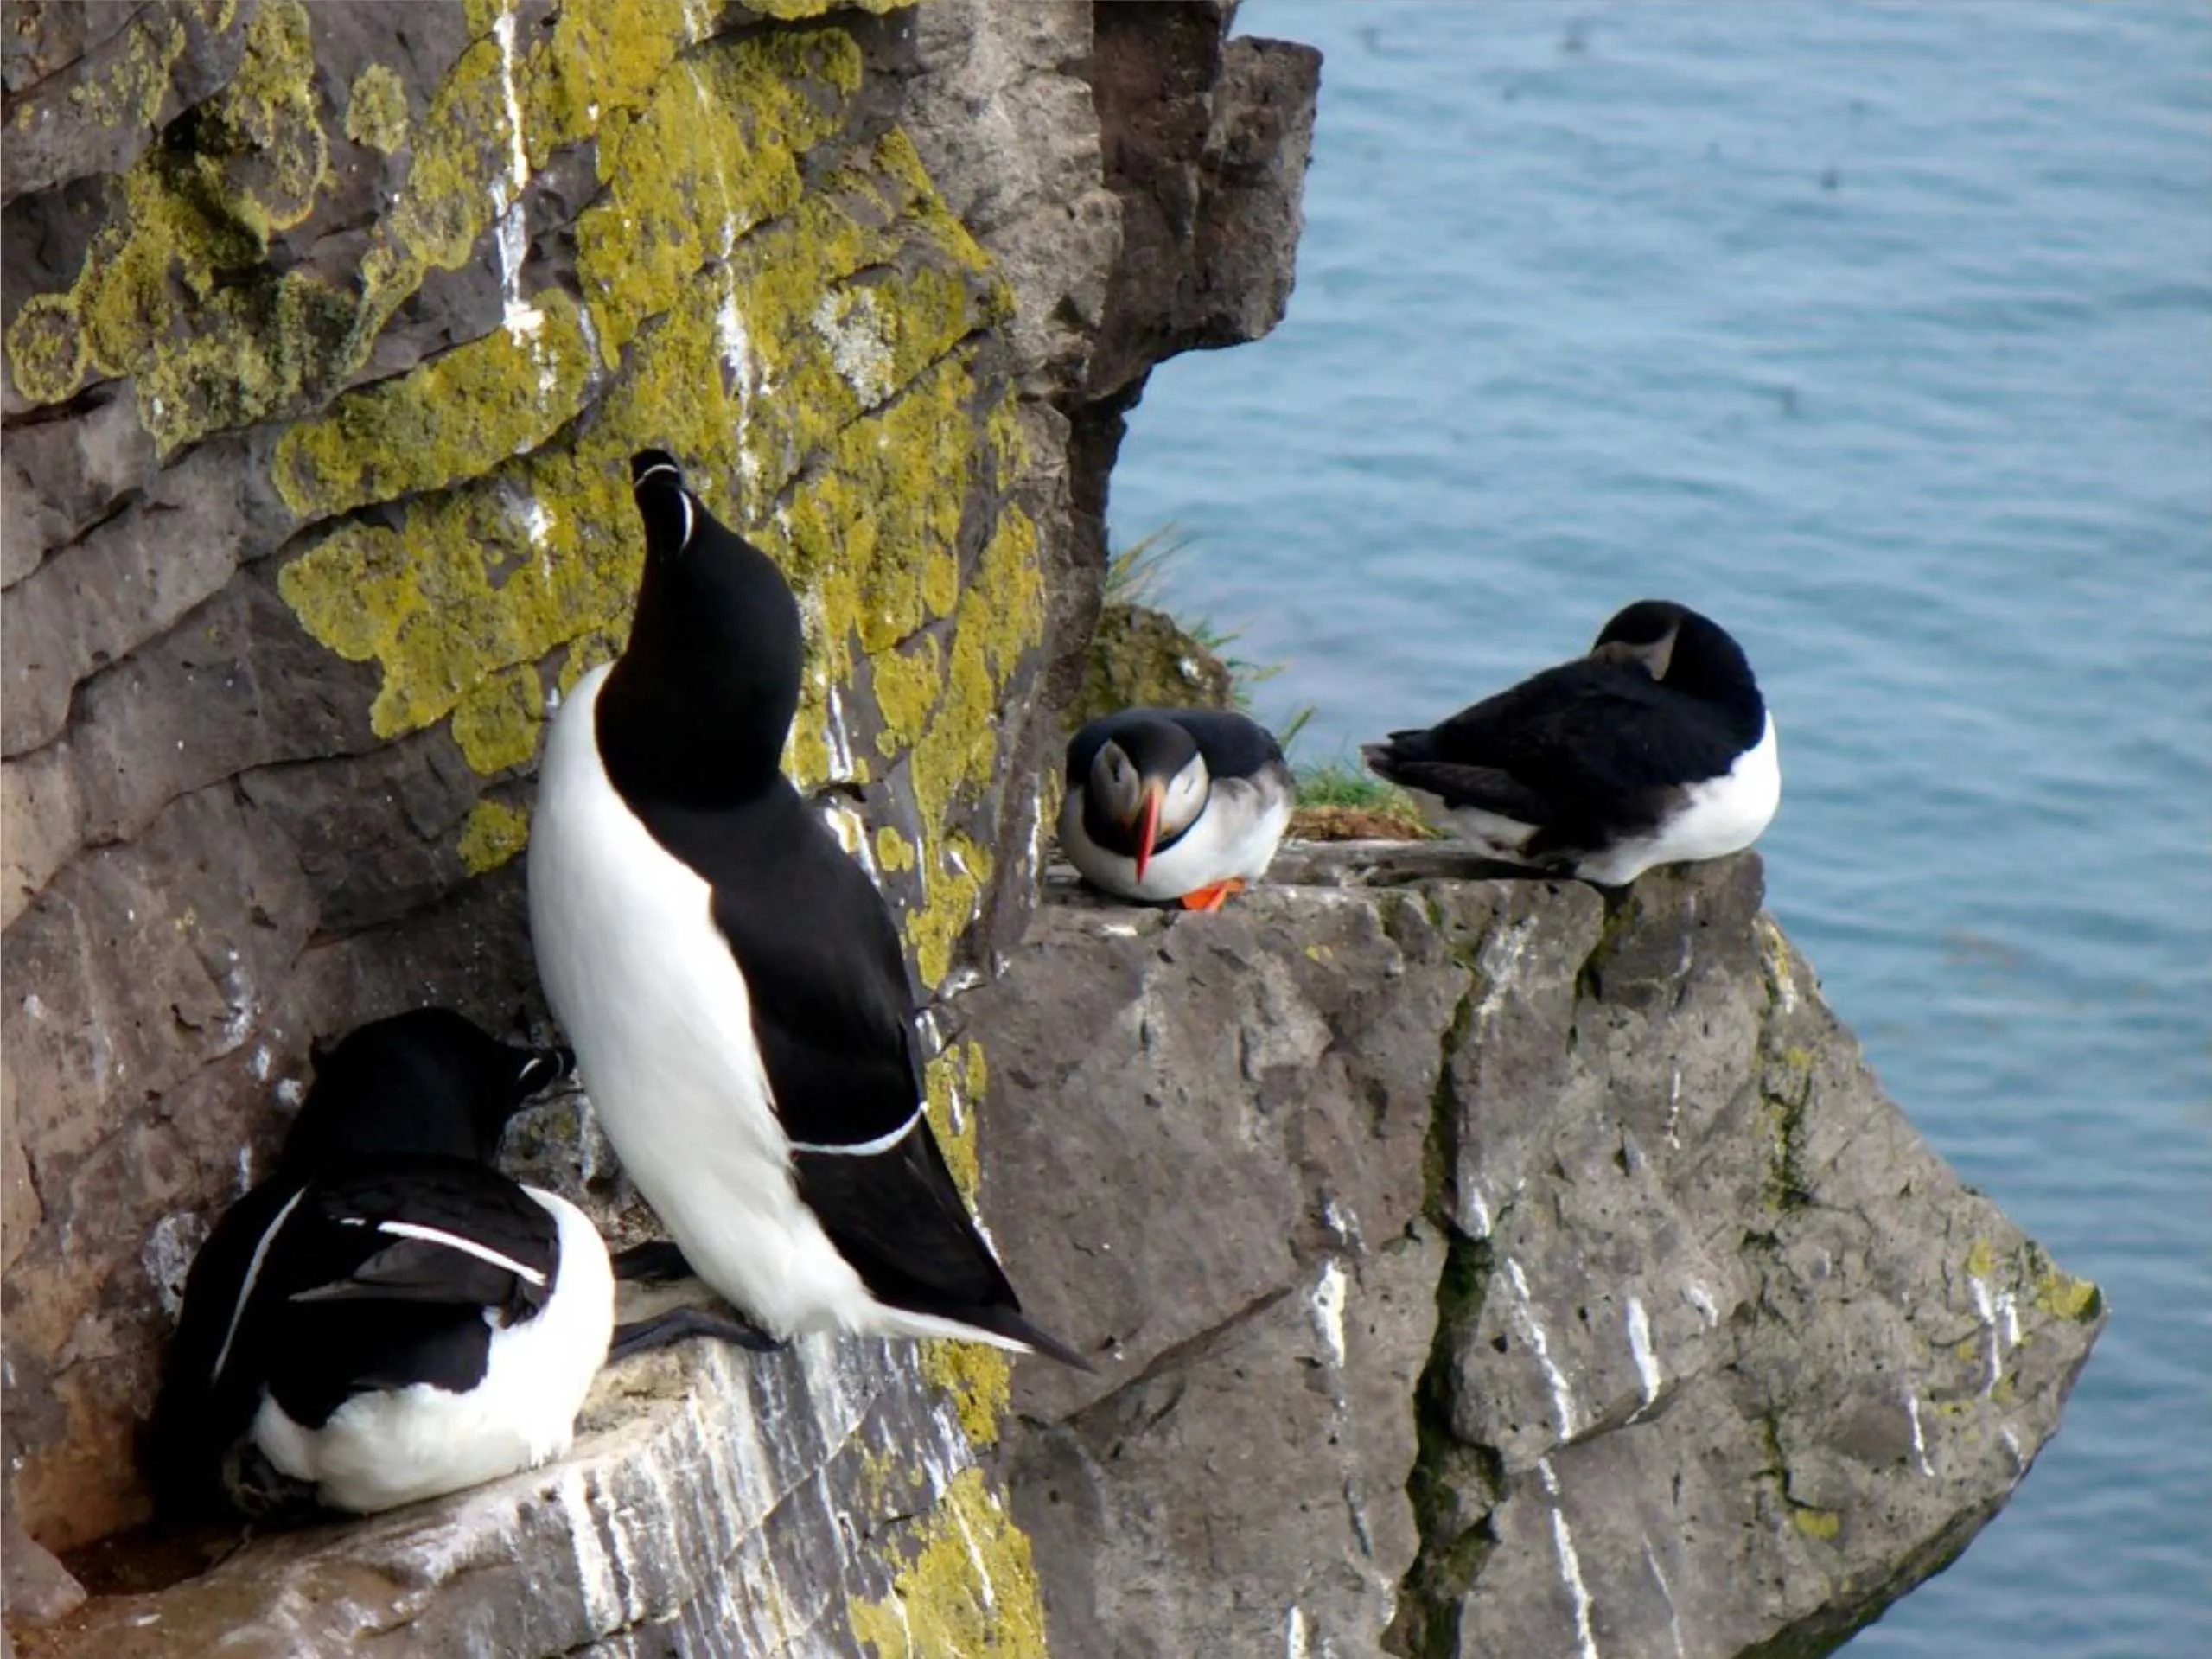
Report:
0,0,1316,1625
2,3,2100,1656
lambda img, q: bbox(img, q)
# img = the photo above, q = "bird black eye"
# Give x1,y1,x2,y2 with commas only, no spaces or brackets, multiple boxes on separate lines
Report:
515,1050,572,1097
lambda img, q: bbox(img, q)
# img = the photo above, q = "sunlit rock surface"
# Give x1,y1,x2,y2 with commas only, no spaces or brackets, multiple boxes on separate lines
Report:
0,0,1316,1639
974,848,2105,1659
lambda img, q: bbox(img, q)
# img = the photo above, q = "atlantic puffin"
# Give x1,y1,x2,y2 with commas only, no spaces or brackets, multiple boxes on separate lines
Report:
146,1009,614,1520
1060,708,1294,909
526,450,1083,1366
1362,600,1781,886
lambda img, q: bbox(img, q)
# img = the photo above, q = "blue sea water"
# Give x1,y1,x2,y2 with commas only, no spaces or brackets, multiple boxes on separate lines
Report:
1106,3,2212,1654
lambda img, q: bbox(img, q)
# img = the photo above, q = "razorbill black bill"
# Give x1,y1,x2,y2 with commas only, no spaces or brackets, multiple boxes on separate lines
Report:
146,1010,613,1520
1061,708,1293,909
1361,600,1781,886
526,450,1084,1367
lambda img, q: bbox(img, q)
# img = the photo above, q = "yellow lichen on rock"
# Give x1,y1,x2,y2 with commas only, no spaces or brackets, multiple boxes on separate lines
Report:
2033,1271,2100,1322
5,0,335,442
572,29,857,356
847,1466,1050,1659
751,0,919,18
921,1340,1012,1450
275,291,597,520
876,826,919,872
344,63,411,153
449,662,550,775
457,798,532,874
65,7,188,129
1791,1505,1843,1541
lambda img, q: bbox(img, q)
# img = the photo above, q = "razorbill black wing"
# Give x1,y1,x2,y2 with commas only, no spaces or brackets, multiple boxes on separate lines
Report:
1362,600,1781,886
147,1011,613,1519
528,450,1084,1366
1061,708,1294,909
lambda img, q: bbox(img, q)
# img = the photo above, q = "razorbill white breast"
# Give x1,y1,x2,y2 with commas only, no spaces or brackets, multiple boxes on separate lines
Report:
527,450,1083,1366
1061,707,1293,909
146,1009,614,1520
1362,599,1781,886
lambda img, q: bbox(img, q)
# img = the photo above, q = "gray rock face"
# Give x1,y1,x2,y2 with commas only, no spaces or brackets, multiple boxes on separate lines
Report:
10,845,2104,1657
37,1333,1030,1658
3,2,2100,1653
972,849,2105,1659
0,0,1316,1578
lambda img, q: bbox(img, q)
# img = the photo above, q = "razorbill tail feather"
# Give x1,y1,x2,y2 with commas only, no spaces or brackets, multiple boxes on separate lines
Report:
526,449,1086,1368
1362,600,1781,887
146,1010,614,1520
1061,708,1294,909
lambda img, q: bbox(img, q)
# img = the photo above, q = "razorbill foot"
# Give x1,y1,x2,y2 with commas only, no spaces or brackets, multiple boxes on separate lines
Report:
527,450,1086,1368
1362,599,1781,886
1061,708,1293,909
146,1010,613,1520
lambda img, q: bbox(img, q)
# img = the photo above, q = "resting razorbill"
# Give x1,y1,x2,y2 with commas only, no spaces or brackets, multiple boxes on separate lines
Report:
147,1009,612,1519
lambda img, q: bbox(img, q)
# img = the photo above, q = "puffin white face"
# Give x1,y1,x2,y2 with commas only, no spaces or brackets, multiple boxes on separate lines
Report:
1090,740,1210,880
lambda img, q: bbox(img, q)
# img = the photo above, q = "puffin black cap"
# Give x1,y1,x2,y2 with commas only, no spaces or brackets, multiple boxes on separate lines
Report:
1087,715,1200,788
1589,600,1756,710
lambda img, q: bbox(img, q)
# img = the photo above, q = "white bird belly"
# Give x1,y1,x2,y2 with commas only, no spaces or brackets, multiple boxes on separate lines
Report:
252,1189,613,1514
1411,792,1544,863
527,667,885,1339
1578,713,1783,886
1061,776,1291,902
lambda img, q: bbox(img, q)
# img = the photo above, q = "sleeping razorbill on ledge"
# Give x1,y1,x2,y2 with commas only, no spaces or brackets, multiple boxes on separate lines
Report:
146,1009,613,1520
1060,707,1293,909
1362,599,1781,887
527,450,1084,1367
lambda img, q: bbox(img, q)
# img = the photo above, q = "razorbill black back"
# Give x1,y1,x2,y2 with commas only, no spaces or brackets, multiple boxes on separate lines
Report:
1362,600,1781,886
147,1009,613,1519
1061,708,1293,909
527,450,1083,1366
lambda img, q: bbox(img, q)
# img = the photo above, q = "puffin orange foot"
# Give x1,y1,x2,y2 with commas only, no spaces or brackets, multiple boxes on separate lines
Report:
1179,878,1246,913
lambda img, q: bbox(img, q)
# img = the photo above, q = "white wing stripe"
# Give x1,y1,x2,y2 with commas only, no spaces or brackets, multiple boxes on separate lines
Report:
787,1106,923,1158
210,1186,309,1384
368,1219,550,1287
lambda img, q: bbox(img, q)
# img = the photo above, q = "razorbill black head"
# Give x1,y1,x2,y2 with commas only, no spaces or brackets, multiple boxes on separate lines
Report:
284,1006,569,1172
526,449,1086,1368
598,449,804,801
147,1009,613,1520
1061,708,1294,909
1361,600,1780,887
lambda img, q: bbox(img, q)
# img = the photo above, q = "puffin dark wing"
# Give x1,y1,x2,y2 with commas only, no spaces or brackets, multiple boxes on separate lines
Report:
1378,665,1692,794
1361,749,1556,824
1165,709,1286,777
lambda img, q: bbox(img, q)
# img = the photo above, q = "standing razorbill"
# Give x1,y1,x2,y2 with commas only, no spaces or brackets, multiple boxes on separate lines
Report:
527,450,1082,1365
146,1010,613,1520
1361,600,1781,886
1060,708,1293,909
